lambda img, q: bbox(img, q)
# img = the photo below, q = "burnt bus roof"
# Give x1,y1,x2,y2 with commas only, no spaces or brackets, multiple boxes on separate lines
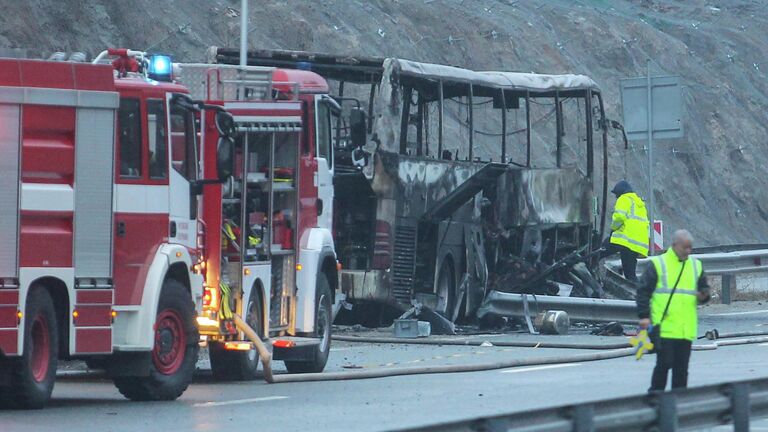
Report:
213,47,600,98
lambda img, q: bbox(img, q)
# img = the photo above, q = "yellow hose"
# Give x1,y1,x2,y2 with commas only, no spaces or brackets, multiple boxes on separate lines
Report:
233,314,274,383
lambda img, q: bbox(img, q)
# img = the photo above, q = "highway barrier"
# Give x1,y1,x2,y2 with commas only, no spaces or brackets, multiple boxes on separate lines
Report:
399,376,768,432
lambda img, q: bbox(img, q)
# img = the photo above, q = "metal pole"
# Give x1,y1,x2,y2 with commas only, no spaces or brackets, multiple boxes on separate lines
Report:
525,91,531,167
722,274,734,305
500,89,507,163
646,59,655,256
555,90,562,168
239,0,249,67
240,132,250,273
438,81,444,158
468,83,474,161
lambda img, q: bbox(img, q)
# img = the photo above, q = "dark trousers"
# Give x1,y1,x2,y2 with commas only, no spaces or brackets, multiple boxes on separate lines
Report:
602,243,639,280
650,338,693,391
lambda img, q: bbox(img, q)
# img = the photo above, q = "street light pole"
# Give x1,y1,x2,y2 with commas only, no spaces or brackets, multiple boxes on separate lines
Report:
240,0,249,67
646,59,655,255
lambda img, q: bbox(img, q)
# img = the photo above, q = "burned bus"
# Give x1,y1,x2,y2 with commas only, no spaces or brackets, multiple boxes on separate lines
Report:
214,49,611,323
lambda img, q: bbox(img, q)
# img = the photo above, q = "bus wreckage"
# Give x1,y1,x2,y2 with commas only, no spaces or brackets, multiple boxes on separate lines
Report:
213,48,619,326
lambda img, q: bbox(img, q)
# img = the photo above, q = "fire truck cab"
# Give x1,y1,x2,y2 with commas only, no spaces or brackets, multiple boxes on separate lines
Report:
176,63,341,378
0,49,209,408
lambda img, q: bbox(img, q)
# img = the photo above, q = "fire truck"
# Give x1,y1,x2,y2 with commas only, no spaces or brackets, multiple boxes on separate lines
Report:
174,62,343,379
0,49,218,408
0,47,341,408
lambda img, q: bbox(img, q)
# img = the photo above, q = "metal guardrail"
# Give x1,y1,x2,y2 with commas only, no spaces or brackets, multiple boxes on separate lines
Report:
693,243,768,254
691,249,768,276
606,246,768,304
477,291,637,324
402,376,768,432
612,249,768,277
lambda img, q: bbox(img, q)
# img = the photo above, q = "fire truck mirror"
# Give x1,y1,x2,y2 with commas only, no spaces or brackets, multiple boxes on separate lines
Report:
217,136,235,181
350,108,367,149
215,111,236,138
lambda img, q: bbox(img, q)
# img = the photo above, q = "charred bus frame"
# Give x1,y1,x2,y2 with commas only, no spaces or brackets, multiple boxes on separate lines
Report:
215,49,610,322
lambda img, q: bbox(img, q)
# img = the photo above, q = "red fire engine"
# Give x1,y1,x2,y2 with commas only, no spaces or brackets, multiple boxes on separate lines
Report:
0,49,216,408
174,62,343,379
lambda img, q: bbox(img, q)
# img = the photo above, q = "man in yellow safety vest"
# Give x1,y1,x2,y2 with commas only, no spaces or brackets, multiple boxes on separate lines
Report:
637,229,711,391
604,180,650,280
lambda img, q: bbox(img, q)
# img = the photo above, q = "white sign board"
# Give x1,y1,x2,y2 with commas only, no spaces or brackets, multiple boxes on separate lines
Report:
620,75,684,141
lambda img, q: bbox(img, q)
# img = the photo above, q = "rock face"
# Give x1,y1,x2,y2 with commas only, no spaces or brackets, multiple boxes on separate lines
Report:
4,0,766,245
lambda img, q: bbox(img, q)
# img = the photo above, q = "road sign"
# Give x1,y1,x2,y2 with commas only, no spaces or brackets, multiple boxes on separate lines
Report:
619,75,683,141
619,63,684,256
653,220,663,252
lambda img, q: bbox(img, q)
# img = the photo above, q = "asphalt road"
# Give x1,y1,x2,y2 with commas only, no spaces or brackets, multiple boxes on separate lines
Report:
1,307,767,431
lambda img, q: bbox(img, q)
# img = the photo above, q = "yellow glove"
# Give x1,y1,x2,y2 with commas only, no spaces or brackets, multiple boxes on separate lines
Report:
629,329,654,360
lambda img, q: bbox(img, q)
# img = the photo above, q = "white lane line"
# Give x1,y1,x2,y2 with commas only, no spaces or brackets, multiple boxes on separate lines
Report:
759,343,768,347
708,310,768,317
500,363,581,374
193,396,288,407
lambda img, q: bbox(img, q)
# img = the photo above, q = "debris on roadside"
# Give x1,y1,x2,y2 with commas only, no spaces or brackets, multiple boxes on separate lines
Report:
590,322,625,336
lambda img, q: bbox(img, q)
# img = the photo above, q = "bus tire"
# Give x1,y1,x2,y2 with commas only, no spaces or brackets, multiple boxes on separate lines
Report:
436,258,456,318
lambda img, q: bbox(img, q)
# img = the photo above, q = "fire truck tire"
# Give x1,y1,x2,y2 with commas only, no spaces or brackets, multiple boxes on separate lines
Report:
209,293,264,381
113,279,198,401
284,276,332,374
2,287,59,409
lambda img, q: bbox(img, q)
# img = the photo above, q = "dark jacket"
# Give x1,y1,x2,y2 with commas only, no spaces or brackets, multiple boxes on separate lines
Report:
636,259,711,319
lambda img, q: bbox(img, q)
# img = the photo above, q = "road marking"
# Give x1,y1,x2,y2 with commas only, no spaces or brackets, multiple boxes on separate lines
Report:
759,343,768,347
193,396,288,407
330,347,357,352
500,363,581,374
708,310,768,316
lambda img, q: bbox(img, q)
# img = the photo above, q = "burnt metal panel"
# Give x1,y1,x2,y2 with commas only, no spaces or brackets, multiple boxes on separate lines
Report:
494,168,592,228
422,162,508,221
391,220,417,304
74,107,115,278
0,104,20,277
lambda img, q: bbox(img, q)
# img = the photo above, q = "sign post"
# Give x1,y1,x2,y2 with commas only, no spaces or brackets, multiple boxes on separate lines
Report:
646,61,654,256
620,65,683,255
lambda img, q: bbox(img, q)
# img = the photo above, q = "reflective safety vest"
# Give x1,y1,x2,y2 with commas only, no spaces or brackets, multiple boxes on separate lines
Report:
610,192,650,257
650,249,703,341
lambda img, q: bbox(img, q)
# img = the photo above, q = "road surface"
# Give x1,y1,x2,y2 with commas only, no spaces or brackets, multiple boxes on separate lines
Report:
1,306,767,431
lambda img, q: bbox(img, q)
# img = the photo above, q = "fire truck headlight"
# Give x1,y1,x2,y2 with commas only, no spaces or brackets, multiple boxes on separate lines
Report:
148,55,172,82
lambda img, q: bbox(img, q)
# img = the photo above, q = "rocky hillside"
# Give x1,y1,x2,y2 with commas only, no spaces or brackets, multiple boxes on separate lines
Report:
2,0,766,246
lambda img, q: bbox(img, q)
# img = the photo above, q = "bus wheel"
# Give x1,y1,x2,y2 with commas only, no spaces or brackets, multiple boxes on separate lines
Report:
285,276,332,374
436,258,455,318
113,279,198,401
5,287,59,409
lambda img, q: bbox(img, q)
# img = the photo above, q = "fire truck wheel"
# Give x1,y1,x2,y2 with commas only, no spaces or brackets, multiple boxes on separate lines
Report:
3,287,59,409
113,279,199,401
209,293,264,381
284,276,332,374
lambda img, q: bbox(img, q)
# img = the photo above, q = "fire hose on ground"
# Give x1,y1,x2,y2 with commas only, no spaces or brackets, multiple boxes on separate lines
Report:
233,315,768,384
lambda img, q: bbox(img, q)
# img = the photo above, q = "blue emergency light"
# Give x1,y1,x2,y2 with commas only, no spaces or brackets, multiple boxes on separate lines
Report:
148,55,173,82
